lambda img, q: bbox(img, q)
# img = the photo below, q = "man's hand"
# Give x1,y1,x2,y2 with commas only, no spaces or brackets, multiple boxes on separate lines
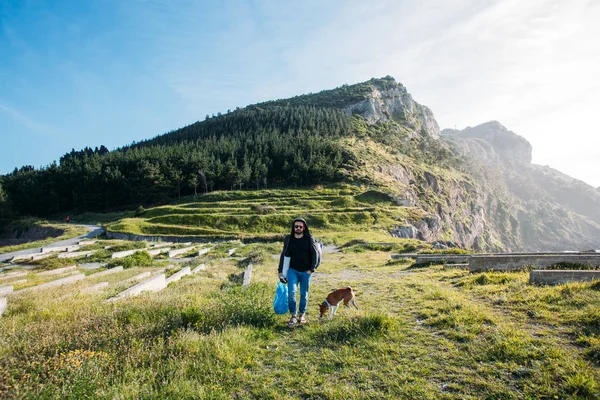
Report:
279,273,288,283
307,270,314,275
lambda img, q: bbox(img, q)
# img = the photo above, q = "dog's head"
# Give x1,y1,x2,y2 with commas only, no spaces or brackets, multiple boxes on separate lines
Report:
319,301,329,318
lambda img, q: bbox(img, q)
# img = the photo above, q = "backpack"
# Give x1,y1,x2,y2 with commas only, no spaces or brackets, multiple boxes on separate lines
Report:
313,239,323,269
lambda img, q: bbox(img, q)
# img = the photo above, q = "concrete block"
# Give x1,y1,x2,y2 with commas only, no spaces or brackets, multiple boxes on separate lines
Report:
168,246,196,258
91,266,124,278
18,274,85,293
180,242,192,246
78,262,106,270
38,266,77,276
0,286,13,296
166,267,191,284
227,248,237,256
41,246,68,254
10,279,27,285
124,271,152,283
197,248,211,256
31,253,54,261
10,254,34,262
391,254,419,259
58,250,96,259
444,263,469,270
148,248,170,256
150,242,173,249
530,270,600,285
111,249,141,259
108,274,167,301
66,245,81,252
78,240,97,246
469,254,600,272
0,297,6,316
192,264,207,273
243,264,253,288
0,271,27,281
81,282,109,293
415,254,470,265
103,245,115,250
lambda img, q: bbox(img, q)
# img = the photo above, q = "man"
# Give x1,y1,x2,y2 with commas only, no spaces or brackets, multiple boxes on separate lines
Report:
278,217,319,327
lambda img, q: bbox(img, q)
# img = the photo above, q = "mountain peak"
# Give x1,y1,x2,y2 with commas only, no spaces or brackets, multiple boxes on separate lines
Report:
444,121,532,164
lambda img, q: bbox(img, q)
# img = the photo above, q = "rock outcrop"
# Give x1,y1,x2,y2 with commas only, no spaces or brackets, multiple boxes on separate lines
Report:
344,84,440,138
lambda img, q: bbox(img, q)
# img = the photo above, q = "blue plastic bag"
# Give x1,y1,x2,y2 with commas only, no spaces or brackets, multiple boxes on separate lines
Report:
273,282,288,314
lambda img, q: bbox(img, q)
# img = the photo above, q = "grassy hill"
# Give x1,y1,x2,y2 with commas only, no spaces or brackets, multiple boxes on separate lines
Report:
103,185,429,246
1,242,598,398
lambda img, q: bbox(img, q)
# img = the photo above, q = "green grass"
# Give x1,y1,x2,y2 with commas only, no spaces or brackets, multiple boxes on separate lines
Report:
1,246,599,398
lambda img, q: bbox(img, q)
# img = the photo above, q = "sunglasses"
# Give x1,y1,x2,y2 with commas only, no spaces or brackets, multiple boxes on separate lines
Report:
294,225,304,229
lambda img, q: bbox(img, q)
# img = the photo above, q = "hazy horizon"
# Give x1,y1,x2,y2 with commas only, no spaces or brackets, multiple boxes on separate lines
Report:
1,0,599,187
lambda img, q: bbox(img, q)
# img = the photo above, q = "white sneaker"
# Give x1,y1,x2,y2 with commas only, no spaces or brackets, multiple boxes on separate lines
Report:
288,315,297,328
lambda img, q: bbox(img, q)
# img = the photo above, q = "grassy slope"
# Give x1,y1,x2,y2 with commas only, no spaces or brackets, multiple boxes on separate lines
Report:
105,185,429,245
0,220,89,255
1,244,598,399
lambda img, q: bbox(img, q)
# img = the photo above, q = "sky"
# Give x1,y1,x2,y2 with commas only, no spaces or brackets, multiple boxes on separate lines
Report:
1,0,599,187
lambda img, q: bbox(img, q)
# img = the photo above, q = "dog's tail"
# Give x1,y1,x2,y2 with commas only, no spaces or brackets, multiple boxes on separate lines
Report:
346,286,353,291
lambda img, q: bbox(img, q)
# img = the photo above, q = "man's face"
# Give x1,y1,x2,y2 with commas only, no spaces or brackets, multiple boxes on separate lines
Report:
294,222,305,234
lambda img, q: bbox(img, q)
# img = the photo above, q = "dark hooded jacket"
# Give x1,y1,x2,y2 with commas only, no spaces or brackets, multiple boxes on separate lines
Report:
278,217,319,273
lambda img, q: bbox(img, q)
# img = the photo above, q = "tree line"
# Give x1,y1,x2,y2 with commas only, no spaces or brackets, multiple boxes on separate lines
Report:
0,105,357,220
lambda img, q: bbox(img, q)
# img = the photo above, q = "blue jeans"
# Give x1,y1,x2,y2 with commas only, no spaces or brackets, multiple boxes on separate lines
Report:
287,268,311,315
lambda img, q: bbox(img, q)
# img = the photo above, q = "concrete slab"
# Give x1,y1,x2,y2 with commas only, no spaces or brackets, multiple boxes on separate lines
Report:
58,250,96,259
166,267,191,284
0,286,13,296
168,246,196,258
150,242,173,249
243,264,253,288
31,253,54,261
66,245,81,252
0,297,6,316
148,248,170,256
9,279,27,285
80,282,109,294
469,254,600,272
17,274,85,293
107,273,167,301
530,270,600,285
124,271,152,283
192,264,207,273
197,248,211,256
78,240,97,246
415,254,470,265
391,254,419,259
90,266,124,278
38,266,77,276
78,262,107,270
111,249,143,259
0,271,26,281
443,263,469,270
227,248,237,256
41,246,68,254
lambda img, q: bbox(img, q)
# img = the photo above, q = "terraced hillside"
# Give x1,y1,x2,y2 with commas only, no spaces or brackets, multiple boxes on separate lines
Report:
105,186,430,245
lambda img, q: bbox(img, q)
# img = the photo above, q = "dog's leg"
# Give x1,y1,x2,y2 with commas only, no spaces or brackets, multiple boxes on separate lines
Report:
328,306,334,320
333,305,339,316
351,297,359,311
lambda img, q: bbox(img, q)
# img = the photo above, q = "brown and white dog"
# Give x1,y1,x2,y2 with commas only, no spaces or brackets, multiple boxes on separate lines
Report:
319,287,359,319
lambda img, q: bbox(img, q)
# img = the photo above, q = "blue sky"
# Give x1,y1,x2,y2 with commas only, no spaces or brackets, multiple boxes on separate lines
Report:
1,0,599,186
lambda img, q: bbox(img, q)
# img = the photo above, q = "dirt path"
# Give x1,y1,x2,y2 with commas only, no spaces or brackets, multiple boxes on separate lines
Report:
0,225,104,263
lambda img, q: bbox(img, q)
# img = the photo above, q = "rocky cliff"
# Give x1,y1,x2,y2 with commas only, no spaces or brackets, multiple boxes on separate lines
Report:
343,78,600,251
